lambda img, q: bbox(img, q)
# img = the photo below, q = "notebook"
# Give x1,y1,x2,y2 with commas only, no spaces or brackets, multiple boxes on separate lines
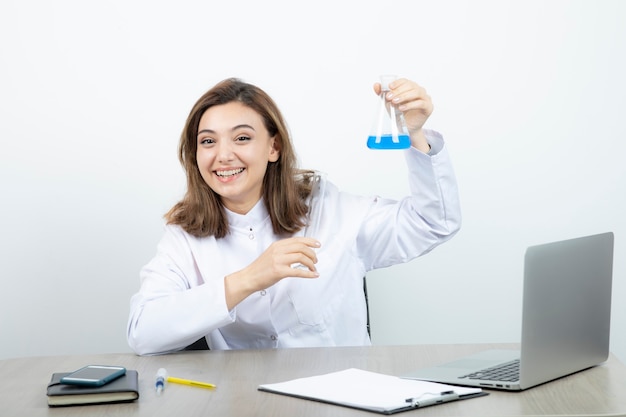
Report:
47,370,139,406
403,232,614,391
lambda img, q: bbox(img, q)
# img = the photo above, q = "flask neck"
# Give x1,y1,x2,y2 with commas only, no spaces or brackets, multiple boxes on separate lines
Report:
380,75,396,91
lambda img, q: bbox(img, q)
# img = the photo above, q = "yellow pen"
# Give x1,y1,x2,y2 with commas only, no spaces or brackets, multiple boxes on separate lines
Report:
166,376,216,390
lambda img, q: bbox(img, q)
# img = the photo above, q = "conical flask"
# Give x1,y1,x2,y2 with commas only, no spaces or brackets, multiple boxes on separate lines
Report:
367,75,411,150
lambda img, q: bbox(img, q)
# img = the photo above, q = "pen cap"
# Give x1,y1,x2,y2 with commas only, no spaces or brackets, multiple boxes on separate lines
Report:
156,368,167,380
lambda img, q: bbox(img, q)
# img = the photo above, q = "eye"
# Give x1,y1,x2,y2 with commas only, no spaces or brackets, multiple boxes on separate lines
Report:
235,135,251,142
199,137,215,145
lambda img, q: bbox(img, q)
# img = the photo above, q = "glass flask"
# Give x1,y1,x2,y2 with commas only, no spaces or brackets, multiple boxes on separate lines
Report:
292,171,326,270
302,171,326,239
367,75,411,150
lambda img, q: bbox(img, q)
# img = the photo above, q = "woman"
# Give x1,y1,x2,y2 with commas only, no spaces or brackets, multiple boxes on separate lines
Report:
127,77,461,355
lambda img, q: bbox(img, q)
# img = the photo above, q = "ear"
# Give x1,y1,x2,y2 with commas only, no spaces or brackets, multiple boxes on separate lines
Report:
268,136,280,162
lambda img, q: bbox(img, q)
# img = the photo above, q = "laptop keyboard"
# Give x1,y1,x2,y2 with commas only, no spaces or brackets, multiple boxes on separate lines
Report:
459,359,520,382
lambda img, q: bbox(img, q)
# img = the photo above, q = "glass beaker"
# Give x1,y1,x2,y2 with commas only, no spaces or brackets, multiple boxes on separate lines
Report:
367,75,411,150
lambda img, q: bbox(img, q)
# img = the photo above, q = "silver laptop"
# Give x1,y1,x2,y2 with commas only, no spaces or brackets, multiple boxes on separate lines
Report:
403,232,614,391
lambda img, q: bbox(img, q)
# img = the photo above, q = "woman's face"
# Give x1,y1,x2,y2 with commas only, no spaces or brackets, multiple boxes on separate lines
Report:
196,101,280,214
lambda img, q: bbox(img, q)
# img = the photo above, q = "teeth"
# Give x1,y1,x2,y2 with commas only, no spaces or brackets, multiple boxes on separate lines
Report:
216,168,244,177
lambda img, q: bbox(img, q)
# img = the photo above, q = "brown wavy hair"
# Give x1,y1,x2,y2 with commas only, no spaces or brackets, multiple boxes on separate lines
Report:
165,78,314,239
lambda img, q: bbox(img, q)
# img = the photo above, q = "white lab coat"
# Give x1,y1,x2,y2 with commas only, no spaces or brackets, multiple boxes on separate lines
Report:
127,130,461,355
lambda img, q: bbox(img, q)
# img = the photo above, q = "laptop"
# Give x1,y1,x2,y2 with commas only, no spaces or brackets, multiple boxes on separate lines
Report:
403,232,614,391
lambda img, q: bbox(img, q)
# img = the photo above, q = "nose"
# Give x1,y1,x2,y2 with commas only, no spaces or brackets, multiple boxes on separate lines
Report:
216,140,235,163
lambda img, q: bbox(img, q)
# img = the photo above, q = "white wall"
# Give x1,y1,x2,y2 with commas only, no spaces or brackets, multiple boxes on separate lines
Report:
1,0,625,361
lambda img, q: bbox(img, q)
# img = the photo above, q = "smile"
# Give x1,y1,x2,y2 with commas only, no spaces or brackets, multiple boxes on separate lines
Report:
215,168,245,178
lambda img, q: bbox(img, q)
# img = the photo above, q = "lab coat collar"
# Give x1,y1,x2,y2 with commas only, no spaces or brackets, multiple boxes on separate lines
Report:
225,198,269,231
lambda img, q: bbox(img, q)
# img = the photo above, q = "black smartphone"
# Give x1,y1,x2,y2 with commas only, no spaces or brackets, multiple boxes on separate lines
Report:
60,365,126,387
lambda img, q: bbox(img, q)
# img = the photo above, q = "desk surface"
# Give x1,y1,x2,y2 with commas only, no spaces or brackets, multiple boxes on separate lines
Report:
2,343,626,417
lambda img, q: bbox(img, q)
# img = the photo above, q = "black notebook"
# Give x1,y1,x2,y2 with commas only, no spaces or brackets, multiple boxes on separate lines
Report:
47,370,139,407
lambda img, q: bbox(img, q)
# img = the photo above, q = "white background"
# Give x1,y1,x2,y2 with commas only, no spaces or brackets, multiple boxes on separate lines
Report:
1,0,625,362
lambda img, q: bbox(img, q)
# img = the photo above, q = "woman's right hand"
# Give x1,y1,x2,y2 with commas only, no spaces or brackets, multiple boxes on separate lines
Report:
224,237,321,310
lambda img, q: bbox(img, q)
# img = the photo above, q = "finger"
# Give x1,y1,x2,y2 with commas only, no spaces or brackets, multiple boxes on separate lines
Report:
289,246,318,267
282,242,321,265
287,254,319,276
289,265,320,278
390,84,428,106
286,237,321,249
388,78,418,95
391,86,432,113
398,95,433,113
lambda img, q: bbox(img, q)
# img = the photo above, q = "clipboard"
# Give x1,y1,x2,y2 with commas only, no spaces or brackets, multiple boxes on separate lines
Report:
258,368,488,415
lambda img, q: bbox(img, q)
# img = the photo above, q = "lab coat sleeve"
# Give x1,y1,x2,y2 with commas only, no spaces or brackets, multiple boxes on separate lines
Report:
357,129,461,270
127,226,235,355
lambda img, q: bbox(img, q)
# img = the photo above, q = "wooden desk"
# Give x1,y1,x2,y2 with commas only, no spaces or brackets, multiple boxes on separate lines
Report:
2,343,626,417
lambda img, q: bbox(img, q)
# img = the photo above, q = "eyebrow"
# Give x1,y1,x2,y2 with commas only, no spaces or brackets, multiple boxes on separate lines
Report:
197,124,256,136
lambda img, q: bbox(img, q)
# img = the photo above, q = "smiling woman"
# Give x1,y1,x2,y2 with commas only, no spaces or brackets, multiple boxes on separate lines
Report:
126,77,461,355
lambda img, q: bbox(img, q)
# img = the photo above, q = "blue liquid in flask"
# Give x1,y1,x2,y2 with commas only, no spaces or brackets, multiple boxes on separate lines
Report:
367,133,411,150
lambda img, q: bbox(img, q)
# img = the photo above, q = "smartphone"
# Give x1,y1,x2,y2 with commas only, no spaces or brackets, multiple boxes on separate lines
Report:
60,365,126,387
